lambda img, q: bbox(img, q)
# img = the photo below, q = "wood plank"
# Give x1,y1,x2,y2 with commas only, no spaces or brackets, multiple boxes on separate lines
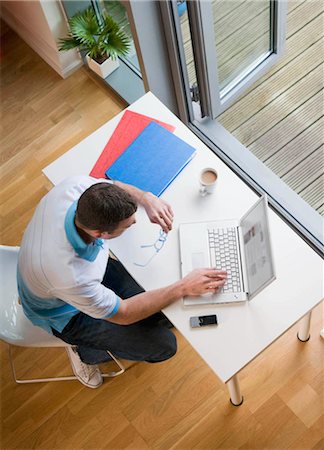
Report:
234,66,323,148
317,204,324,216
2,380,83,448
218,35,270,89
178,0,238,48
265,118,323,176
288,416,324,450
282,146,324,193
213,1,267,46
309,367,324,403
218,38,323,131
169,397,257,450
216,9,270,68
286,0,324,38
100,424,151,450
212,0,247,23
0,174,49,223
244,394,308,449
287,0,307,14
1,105,54,164
299,174,324,210
277,373,323,428
237,332,323,415
237,12,324,96
249,91,323,160
136,390,231,450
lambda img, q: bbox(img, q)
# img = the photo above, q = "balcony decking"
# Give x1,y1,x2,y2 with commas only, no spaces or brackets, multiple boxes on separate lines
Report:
180,0,323,215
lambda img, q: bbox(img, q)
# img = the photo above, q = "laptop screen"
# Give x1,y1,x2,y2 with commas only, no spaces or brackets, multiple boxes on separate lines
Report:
240,196,275,298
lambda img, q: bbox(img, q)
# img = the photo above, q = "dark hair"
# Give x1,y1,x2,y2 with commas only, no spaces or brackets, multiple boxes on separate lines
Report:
76,183,137,232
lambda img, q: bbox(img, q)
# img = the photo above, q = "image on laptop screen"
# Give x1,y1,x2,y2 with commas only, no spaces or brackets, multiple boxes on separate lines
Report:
240,197,275,298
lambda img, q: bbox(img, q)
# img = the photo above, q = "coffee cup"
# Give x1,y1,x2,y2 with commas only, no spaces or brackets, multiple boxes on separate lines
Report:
199,167,218,196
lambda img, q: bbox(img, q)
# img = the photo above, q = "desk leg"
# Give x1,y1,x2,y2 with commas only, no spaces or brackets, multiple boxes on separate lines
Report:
226,375,244,406
297,311,312,342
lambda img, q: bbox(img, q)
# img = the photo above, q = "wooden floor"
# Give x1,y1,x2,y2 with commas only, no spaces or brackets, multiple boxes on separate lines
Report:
180,0,324,215
0,22,126,247
1,23,323,450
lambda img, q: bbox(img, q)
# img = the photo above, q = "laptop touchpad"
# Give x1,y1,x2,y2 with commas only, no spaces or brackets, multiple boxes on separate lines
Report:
191,252,206,268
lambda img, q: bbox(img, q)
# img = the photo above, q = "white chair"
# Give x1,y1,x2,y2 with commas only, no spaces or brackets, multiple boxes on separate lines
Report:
0,245,125,384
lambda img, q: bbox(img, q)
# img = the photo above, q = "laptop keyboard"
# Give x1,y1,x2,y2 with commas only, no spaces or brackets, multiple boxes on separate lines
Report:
208,227,242,293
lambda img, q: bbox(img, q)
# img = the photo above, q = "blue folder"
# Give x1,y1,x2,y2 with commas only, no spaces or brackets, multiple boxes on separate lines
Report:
105,121,196,197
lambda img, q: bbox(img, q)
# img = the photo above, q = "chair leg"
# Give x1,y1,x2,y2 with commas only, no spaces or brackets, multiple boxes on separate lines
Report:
8,345,126,383
8,345,77,384
101,350,125,377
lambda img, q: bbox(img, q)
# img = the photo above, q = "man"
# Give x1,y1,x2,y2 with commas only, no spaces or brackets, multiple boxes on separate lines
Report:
18,176,226,388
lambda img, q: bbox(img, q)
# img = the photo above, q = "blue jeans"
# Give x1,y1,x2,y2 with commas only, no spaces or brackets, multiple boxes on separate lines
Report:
52,258,177,364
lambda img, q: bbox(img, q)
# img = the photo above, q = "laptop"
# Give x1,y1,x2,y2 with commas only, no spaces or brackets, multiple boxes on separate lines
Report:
179,195,275,305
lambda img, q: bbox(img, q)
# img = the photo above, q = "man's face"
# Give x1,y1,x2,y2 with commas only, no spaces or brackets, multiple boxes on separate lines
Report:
101,214,136,239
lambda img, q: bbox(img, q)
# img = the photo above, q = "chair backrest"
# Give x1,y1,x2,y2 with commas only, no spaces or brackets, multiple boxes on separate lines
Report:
0,245,65,347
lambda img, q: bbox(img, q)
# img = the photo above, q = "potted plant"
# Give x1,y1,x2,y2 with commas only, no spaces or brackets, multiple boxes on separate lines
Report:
58,6,130,78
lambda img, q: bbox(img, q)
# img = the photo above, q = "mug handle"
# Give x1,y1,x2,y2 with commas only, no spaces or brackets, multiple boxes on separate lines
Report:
199,186,208,197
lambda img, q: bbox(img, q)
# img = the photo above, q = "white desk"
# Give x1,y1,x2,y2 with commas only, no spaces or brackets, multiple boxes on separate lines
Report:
44,92,323,405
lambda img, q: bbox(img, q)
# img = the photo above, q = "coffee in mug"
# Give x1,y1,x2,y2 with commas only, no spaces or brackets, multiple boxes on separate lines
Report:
199,167,218,196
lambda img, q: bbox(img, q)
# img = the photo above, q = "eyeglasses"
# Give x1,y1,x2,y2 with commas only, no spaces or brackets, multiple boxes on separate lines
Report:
134,229,168,267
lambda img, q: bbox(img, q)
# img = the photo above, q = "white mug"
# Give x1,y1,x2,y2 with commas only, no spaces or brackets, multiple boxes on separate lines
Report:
199,167,218,196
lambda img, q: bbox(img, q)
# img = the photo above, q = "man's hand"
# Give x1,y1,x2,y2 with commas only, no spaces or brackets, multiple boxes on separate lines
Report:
141,192,174,233
108,268,227,325
181,268,227,296
113,181,174,233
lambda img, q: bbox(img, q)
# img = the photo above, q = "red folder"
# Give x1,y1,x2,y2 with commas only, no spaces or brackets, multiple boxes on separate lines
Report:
90,110,176,179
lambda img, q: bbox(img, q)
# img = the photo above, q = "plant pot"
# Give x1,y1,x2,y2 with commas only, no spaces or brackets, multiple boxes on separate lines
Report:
86,54,120,78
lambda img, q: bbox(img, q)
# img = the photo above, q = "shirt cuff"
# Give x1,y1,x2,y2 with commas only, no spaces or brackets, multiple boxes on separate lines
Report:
105,296,121,319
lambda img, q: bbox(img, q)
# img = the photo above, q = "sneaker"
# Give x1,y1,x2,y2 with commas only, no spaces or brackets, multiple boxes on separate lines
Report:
66,346,103,389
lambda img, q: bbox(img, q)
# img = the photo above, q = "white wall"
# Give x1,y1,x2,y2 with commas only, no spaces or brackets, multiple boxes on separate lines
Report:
1,0,82,78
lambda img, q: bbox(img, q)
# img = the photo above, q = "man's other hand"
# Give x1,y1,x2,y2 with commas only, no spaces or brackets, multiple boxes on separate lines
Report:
141,192,174,233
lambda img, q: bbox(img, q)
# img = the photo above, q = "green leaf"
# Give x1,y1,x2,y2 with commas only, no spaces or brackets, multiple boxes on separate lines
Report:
58,6,130,60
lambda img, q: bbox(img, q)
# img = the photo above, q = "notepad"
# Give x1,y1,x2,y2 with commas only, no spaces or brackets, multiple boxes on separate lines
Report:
90,110,175,179
105,122,196,197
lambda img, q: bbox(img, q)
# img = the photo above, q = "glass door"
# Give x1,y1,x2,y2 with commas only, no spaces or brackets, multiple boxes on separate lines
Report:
214,0,273,96
177,0,287,118
158,0,322,252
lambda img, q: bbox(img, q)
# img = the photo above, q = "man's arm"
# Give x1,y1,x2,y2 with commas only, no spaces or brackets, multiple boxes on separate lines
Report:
114,180,174,233
107,268,227,325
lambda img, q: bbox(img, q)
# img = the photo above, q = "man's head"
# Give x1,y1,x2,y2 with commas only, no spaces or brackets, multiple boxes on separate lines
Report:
76,183,137,239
